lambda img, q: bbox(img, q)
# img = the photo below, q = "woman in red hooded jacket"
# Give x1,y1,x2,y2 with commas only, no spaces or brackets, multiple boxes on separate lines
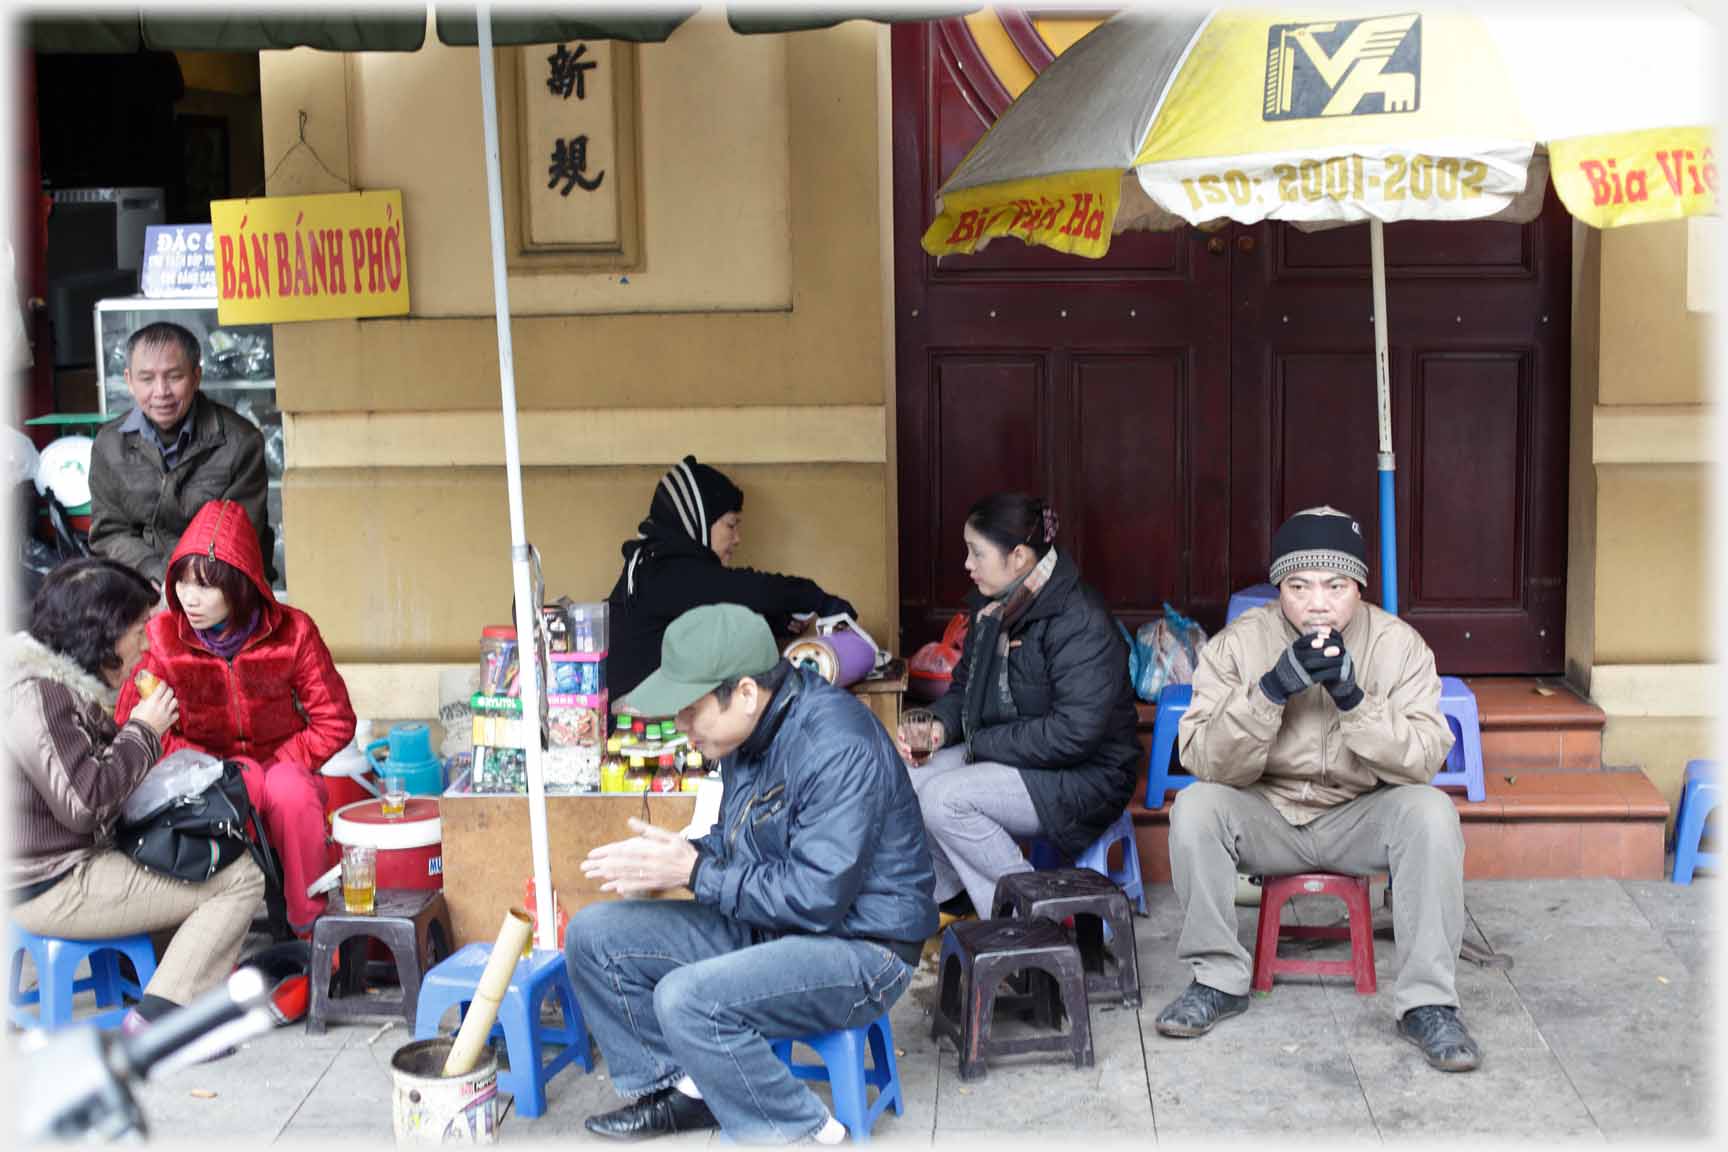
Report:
116,499,355,932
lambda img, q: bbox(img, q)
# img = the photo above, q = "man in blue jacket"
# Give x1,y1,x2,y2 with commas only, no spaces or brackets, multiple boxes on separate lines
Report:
567,603,938,1145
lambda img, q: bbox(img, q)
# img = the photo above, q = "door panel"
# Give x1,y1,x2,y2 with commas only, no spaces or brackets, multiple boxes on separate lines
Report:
931,355,1044,606
1069,355,1184,612
893,19,1569,673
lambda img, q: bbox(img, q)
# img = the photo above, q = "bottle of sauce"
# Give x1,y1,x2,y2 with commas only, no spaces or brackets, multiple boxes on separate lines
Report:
682,750,706,792
652,752,680,794
600,737,626,793
625,753,651,793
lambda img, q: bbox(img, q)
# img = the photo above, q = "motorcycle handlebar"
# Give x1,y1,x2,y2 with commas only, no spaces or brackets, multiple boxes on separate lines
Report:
115,967,268,1077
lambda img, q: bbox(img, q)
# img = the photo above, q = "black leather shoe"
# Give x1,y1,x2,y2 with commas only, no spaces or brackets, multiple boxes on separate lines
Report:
1398,1005,1482,1072
1154,980,1250,1038
583,1087,719,1140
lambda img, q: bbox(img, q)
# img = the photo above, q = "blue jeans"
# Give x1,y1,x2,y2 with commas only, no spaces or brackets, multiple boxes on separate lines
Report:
564,899,914,1144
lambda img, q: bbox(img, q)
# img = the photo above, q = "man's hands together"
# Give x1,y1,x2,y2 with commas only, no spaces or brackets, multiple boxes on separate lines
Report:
1259,629,1363,711
581,817,700,896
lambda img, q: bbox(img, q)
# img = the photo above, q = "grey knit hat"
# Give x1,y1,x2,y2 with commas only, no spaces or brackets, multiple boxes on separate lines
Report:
1269,506,1369,587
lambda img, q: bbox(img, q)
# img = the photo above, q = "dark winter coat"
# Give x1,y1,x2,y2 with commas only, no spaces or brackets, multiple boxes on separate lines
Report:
689,666,938,958
606,525,844,701
927,552,1140,859
88,393,272,585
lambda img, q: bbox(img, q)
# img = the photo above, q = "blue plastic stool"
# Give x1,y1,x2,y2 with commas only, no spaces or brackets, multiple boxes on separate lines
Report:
1432,676,1487,802
1672,760,1720,885
1226,584,1279,624
414,944,593,1118
770,1013,903,1143
1146,683,1196,810
8,925,157,1031
1029,808,1146,914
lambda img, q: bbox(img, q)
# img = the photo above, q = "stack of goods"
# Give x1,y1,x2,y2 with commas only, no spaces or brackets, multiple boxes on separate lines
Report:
469,601,611,794
545,600,608,793
599,716,712,794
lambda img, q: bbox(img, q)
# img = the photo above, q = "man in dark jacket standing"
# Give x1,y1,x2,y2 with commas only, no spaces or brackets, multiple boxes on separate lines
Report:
567,604,937,1145
605,455,854,699
88,322,272,586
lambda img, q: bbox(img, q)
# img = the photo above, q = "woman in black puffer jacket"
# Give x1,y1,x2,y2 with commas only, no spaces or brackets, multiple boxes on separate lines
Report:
903,492,1140,917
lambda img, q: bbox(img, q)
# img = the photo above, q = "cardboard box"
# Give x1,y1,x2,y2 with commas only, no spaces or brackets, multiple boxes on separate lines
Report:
439,789,696,947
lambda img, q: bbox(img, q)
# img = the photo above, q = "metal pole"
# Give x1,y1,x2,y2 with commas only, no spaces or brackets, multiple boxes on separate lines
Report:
1369,217,1398,615
477,1,556,951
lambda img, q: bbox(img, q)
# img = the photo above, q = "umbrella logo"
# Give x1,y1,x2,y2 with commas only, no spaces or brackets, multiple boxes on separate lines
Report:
1264,14,1421,121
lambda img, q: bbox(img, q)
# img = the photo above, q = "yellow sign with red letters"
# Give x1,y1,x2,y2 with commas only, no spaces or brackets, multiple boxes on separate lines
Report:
209,191,409,324
1549,127,1718,230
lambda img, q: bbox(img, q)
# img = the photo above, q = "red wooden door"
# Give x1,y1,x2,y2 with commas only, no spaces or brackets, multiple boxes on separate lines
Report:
891,19,1569,674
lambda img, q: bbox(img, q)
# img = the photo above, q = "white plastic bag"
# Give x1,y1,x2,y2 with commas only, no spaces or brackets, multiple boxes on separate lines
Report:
122,749,225,825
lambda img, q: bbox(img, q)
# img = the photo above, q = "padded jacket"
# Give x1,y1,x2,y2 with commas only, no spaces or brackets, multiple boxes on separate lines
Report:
115,499,354,773
928,552,1141,860
689,666,938,957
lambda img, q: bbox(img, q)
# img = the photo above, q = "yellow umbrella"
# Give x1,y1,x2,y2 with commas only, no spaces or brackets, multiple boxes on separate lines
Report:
922,5,1717,609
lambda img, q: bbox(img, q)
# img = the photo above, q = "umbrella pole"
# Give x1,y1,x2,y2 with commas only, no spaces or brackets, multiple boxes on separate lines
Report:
1369,218,1398,615
476,1,557,951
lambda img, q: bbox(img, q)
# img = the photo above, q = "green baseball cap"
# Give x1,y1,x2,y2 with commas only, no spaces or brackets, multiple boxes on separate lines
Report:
622,603,782,717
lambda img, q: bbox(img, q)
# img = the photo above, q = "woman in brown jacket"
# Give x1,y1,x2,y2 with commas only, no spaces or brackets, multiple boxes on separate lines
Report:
4,557,264,1032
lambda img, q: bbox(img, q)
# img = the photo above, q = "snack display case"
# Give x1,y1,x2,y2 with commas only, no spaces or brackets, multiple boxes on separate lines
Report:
93,296,287,591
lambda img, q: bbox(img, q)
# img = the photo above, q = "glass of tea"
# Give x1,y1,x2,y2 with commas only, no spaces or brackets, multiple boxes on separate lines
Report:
901,709,938,767
381,776,407,819
341,844,376,915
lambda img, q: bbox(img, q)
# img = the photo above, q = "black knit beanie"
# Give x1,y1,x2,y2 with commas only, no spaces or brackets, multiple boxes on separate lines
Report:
646,455,744,549
1269,506,1369,587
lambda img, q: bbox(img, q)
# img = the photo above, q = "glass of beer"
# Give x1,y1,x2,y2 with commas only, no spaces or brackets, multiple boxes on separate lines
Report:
341,844,376,914
381,775,408,819
901,709,938,767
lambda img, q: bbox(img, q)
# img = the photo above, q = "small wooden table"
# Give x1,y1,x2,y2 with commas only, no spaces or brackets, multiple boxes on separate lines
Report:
850,658,908,737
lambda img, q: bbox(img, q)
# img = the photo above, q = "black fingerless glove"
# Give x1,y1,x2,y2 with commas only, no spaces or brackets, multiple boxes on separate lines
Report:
1326,647,1364,711
1260,643,1314,705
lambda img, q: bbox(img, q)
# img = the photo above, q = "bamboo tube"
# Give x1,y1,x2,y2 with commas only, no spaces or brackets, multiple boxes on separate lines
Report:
441,907,534,1077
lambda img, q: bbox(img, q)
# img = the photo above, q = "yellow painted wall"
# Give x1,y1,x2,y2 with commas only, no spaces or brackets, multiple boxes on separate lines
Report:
260,18,896,673
1592,465,1711,664
1571,216,1719,814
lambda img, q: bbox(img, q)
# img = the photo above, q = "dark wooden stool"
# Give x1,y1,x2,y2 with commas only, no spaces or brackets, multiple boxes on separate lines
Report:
932,918,1093,1082
307,888,453,1034
992,868,1140,1007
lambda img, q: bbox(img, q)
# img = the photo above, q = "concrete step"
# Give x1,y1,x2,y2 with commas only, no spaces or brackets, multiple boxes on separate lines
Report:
1134,676,1608,774
1128,769,1668,883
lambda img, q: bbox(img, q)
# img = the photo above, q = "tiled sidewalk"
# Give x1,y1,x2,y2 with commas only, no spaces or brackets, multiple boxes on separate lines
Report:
99,877,1718,1144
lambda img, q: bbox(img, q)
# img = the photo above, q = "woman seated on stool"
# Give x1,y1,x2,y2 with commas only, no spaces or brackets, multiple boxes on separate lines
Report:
5,557,266,1031
898,492,1141,919
606,454,858,701
116,499,355,936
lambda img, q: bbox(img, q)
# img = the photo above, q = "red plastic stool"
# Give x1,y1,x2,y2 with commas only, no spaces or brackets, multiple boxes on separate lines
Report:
1250,873,1376,995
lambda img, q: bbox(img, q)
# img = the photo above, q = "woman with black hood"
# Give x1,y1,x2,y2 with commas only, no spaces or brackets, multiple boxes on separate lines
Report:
606,456,857,701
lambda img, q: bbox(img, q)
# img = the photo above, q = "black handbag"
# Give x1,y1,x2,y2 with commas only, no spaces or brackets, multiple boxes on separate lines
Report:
118,761,263,885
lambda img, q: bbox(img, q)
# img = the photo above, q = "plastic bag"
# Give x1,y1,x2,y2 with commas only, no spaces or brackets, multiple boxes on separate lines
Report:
1131,604,1209,703
909,614,971,703
122,748,225,825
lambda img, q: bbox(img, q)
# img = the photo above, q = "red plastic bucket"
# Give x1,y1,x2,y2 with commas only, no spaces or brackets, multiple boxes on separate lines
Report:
321,758,381,825
331,798,443,890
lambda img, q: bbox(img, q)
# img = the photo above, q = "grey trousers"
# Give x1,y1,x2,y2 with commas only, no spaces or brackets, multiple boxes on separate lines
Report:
910,747,1040,917
1167,781,1465,1018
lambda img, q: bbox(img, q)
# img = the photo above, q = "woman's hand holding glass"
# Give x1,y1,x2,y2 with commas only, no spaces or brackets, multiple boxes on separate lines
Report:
897,710,944,767
130,683,179,738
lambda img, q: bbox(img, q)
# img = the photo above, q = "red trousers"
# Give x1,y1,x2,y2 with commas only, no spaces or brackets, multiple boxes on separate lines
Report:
237,758,336,931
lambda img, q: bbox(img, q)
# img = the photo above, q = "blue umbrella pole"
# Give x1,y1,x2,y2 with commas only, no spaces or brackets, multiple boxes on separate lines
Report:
1378,464,1398,614
1370,219,1397,615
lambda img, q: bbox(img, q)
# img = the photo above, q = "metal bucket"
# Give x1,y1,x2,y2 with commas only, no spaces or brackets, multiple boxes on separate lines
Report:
389,1038,500,1145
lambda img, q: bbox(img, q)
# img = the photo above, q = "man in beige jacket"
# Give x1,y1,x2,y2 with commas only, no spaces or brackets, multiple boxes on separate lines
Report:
1156,507,1480,1073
